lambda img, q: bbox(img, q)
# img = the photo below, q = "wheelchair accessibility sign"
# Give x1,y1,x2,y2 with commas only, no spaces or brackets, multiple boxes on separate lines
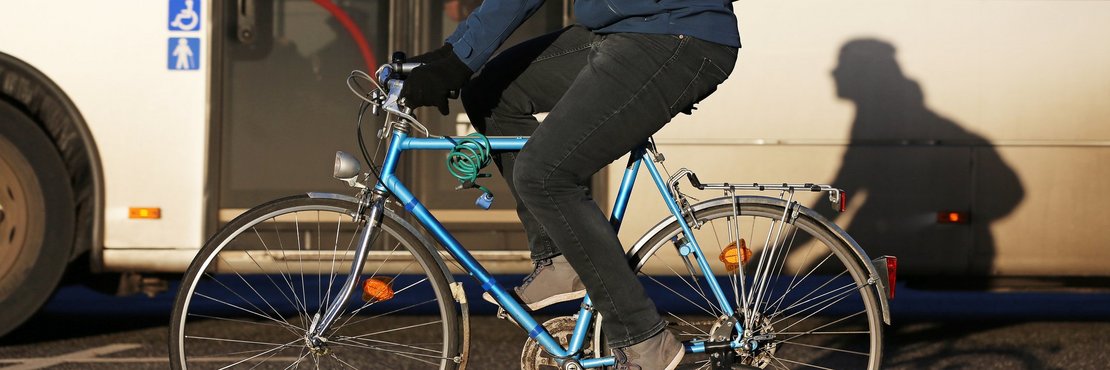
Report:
168,37,200,70
168,0,201,31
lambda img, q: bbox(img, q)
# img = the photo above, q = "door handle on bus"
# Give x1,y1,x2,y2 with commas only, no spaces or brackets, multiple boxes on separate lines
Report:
237,0,257,44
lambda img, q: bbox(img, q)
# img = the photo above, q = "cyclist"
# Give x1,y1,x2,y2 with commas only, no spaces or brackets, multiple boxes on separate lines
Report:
400,1,739,368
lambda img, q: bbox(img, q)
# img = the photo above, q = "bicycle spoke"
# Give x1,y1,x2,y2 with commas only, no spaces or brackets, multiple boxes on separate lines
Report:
335,336,443,354
773,228,823,314
211,255,301,333
329,353,360,370
186,335,296,348
766,253,839,315
264,222,312,328
775,310,867,344
653,254,723,316
293,212,311,319
772,356,837,370
642,274,717,317
340,320,443,340
761,225,801,315
322,212,360,319
770,280,858,326
254,223,313,326
187,313,296,331
194,292,301,333
775,340,869,357
215,338,301,370
665,311,709,337
247,341,292,370
284,349,310,370
327,340,447,364
336,298,439,330
772,288,860,334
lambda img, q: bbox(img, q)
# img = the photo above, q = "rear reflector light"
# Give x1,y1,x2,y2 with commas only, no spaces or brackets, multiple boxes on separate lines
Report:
886,256,897,299
871,256,897,300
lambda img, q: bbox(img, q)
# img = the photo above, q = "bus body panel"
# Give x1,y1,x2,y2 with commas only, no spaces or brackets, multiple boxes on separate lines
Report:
0,1,211,251
0,0,1107,278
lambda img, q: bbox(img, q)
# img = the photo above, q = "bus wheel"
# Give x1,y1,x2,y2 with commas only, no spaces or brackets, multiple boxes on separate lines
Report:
0,99,75,337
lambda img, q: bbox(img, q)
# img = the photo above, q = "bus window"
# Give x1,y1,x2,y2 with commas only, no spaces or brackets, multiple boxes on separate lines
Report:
217,0,390,208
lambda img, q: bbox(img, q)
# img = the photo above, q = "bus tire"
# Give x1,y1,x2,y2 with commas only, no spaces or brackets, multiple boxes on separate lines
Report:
0,99,75,337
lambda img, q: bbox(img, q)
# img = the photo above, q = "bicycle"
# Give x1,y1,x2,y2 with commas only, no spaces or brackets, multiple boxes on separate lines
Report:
169,55,896,369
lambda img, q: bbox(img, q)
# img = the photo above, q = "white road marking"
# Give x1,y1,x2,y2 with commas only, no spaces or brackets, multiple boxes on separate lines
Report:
0,350,305,366
2,343,140,369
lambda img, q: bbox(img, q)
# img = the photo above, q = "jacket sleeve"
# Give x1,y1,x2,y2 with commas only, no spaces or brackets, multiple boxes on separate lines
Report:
445,0,547,72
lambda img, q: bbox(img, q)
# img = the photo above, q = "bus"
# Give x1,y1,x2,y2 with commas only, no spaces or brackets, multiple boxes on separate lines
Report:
2,0,1108,336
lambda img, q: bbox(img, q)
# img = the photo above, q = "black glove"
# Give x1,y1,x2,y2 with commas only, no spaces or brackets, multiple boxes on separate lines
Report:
406,43,458,64
400,43,473,115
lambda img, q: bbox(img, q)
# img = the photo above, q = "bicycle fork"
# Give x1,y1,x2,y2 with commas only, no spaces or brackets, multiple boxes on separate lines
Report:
306,192,386,345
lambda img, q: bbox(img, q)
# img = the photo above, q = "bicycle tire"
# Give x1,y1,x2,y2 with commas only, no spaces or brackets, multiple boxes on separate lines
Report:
170,195,463,369
628,196,884,369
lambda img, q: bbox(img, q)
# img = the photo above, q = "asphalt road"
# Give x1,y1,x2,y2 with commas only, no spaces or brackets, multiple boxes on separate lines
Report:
1,280,1108,369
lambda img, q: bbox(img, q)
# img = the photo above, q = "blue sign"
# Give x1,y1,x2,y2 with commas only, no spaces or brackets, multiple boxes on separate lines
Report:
168,0,201,31
168,37,200,70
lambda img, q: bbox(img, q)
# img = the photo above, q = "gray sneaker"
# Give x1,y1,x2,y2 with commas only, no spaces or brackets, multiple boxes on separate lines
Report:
482,255,587,310
612,329,685,370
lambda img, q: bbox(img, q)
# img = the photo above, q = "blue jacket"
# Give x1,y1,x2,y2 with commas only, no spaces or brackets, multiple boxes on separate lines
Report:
446,0,740,72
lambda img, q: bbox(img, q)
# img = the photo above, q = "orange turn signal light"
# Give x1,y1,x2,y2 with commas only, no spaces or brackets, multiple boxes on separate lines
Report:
129,207,162,219
937,211,969,224
362,277,395,302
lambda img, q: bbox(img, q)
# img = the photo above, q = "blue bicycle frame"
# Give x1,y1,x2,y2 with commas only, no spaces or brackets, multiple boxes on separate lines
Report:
374,130,744,367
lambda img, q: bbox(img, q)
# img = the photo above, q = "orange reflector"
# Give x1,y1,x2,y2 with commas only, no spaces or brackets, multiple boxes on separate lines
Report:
937,211,969,224
719,239,752,271
362,277,395,302
129,207,162,219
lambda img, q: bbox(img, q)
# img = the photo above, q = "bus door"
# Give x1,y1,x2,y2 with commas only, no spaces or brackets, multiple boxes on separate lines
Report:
213,0,580,272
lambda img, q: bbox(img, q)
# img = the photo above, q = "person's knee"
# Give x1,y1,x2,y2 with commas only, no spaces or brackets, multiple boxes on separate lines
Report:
512,151,547,200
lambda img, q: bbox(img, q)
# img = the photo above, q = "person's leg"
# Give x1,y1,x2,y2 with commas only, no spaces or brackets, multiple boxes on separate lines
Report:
462,26,600,310
461,25,598,262
511,33,737,350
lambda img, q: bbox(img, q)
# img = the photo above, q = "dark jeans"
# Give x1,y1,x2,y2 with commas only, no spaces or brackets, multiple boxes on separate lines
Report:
461,25,737,348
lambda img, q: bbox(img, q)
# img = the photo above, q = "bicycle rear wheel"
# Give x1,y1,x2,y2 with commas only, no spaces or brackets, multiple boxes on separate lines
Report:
170,195,462,369
629,196,884,369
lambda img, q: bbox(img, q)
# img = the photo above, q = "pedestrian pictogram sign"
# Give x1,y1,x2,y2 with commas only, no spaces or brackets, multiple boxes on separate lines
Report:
168,37,200,70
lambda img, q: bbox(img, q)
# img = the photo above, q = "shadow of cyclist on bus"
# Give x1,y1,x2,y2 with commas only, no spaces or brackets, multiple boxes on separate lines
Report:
827,38,1024,283
822,38,1028,367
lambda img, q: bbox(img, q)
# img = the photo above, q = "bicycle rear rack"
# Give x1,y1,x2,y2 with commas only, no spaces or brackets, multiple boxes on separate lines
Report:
667,168,848,213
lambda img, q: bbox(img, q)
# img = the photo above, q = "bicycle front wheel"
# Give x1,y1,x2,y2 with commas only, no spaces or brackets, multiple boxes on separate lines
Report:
170,195,462,369
629,196,884,369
